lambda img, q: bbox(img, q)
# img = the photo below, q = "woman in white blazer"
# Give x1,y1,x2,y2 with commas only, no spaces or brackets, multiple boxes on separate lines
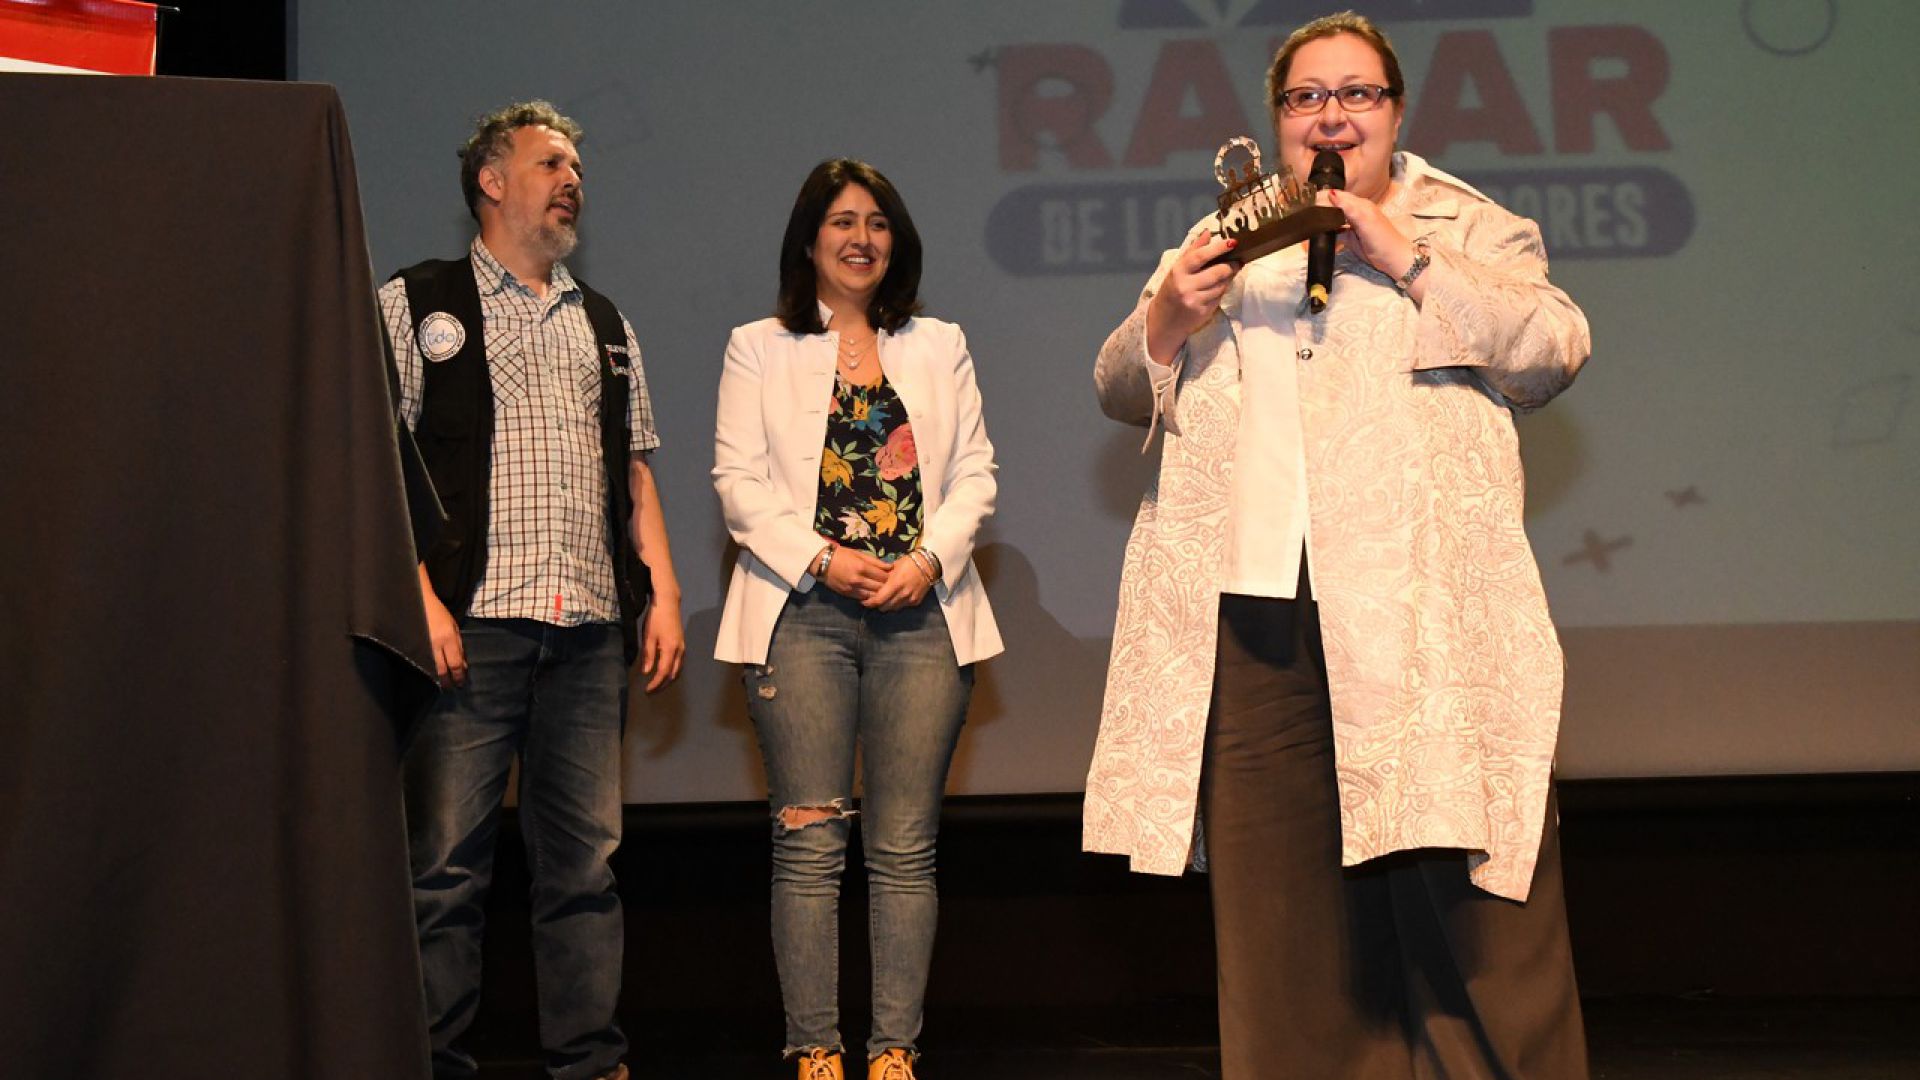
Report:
712,158,1000,1080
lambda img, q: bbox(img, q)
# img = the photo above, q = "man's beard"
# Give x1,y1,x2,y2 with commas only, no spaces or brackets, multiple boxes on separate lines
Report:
532,219,579,262
507,198,580,264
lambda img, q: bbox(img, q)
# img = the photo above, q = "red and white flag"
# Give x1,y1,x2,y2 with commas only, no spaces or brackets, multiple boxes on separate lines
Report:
0,0,160,76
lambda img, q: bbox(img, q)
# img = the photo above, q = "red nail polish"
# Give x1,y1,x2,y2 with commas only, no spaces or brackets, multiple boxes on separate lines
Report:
1226,238,1238,249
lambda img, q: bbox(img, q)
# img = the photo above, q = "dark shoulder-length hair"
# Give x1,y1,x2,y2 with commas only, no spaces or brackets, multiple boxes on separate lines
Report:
775,158,924,335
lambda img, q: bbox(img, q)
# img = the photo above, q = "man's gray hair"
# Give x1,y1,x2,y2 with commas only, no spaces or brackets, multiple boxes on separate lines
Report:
458,100,585,220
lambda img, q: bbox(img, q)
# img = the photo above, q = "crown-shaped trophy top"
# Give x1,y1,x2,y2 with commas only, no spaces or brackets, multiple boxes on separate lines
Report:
1202,134,1344,268
1212,135,1314,244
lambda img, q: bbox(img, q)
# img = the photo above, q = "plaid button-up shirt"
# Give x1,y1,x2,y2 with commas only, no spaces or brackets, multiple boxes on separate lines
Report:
382,237,658,625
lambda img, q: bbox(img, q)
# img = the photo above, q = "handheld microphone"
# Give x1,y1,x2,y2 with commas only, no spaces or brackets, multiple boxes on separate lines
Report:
1306,149,1344,313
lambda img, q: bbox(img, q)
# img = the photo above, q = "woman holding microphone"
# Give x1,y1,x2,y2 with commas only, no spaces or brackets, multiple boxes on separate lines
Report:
1085,12,1593,1078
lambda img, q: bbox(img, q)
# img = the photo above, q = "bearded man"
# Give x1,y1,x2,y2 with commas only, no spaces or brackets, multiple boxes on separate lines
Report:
380,100,683,1080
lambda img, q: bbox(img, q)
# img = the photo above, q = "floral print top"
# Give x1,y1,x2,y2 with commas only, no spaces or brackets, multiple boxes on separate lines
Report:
814,372,923,560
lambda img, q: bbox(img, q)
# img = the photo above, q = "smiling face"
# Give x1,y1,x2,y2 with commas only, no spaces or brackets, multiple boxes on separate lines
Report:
1273,33,1403,203
482,124,584,265
809,183,893,314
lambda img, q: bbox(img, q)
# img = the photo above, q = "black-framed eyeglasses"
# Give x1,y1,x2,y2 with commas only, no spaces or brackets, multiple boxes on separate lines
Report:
1278,83,1399,115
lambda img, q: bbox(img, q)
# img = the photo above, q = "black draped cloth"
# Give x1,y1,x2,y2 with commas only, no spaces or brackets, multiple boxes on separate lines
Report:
0,76,439,1079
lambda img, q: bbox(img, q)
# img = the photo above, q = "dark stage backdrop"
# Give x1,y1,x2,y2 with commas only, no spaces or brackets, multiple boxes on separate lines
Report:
0,75,437,1078
292,0,1919,800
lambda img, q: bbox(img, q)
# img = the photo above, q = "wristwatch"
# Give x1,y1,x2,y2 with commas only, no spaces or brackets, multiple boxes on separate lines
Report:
1393,239,1431,295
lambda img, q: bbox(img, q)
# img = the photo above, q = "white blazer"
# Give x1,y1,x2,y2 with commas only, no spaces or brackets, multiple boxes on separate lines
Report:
712,306,1002,666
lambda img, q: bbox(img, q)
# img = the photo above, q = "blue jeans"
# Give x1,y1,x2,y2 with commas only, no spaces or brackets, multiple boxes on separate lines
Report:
402,618,627,1080
743,587,973,1061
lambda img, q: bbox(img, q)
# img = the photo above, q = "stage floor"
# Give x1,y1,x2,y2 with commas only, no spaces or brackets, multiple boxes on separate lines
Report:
457,784,1917,1078
471,995,1920,1078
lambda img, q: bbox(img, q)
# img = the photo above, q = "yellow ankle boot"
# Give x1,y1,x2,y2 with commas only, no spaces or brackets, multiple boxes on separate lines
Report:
798,1047,843,1080
868,1048,916,1080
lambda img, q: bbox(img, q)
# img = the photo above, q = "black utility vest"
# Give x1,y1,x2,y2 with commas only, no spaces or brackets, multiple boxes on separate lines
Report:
394,256,651,662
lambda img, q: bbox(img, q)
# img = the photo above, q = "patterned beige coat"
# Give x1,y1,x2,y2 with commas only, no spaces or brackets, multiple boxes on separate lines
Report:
1082,153,1590,902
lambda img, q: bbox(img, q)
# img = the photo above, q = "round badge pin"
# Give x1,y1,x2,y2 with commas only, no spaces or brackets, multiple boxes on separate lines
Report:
418,312,466,363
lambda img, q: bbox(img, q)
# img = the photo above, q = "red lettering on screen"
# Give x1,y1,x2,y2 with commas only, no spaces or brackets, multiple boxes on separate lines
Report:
998,44,1115,170
1549,25,1672,153
1122,40,1253,168
1406,30,1547,158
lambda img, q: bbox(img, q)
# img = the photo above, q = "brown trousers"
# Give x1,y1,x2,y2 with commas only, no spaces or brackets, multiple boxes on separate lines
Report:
1201,589,1588,1079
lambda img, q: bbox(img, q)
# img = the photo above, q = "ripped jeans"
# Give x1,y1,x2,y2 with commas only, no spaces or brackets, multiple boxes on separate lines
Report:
742,585,973,1061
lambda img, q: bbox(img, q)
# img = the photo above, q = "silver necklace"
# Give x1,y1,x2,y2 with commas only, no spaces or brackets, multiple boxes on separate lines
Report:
838,334,876,370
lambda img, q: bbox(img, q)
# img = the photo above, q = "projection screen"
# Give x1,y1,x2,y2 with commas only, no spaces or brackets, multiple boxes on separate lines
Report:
296,0,1920,800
